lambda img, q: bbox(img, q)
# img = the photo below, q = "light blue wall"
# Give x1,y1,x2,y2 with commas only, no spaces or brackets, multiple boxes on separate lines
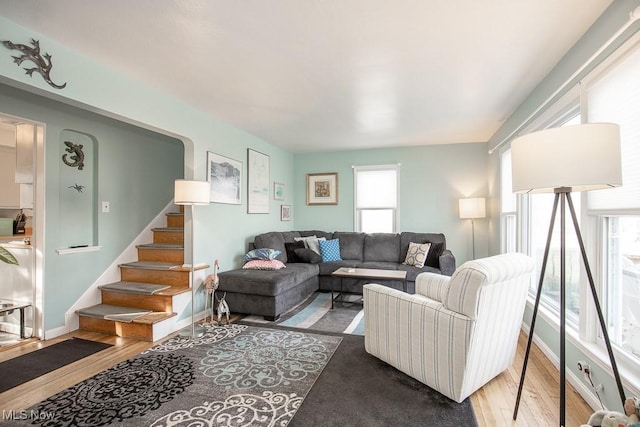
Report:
293,143,488,263
0,83,184,330
0,17,295,330
488,0,640,411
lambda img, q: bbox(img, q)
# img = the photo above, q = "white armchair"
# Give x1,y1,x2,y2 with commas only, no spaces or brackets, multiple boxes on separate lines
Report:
363,253,534,403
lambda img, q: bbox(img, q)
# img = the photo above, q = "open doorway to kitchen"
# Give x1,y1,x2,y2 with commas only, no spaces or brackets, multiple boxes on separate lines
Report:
0,114,43,346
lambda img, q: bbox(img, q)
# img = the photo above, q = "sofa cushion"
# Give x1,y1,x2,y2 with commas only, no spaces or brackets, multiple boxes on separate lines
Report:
218,263,319,296
400,232,446,267
298,230,334,240
254,232,288,263
364,233,400,262
319,238,342,262
281,231,301,243
359,261,400,270
317,260,360,275
396,263,441,282
333,232,365,261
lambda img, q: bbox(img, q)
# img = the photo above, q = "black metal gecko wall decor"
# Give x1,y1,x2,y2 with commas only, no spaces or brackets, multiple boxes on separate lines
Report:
2,38,67,89
62,141,85,170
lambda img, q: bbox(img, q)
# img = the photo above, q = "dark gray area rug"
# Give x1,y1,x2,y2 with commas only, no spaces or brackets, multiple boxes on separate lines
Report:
5,324,341,426
0,337,112,393
292,333,478,426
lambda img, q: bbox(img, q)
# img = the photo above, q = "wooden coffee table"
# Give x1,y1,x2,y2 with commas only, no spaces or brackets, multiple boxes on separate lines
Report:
330,267,407,309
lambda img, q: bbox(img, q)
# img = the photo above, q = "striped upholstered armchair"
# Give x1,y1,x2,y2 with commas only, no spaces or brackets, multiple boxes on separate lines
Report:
363,253,534,403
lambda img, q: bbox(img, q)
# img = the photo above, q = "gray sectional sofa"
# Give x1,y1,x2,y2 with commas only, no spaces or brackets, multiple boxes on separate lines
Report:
217,230,455,320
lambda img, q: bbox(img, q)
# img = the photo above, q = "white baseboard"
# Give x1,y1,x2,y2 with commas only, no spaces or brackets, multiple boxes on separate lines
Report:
520,323,601,411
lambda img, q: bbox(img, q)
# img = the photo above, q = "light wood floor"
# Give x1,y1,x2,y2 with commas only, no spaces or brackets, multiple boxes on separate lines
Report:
0,324,592,426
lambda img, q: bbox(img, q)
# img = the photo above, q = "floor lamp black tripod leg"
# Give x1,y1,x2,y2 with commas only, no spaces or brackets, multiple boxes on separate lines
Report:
513,190,626,426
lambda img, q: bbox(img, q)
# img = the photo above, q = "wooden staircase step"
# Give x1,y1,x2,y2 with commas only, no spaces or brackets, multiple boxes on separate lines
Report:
77,304,176,342
99,281,189,312
119,261,189,287
100,281,171,294
152,227,184,244
166,212,184,228
137,243,184,263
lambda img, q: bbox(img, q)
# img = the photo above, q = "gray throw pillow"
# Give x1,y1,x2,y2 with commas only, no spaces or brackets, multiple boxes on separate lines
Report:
294,248,323,264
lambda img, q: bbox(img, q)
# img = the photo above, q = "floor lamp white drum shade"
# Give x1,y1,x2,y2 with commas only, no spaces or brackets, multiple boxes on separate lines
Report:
511,123,622,194
458,197,486,219
174,179,210,205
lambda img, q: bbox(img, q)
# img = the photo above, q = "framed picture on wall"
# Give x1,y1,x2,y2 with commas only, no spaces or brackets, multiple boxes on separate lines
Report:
247,149,270,213
306,172,338,205
206,152,242,205
281,204,291,221
274,182,285,200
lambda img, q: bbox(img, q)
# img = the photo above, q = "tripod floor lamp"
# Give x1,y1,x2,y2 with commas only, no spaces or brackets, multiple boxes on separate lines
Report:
459,197,486,259
510,123,626,426
174,179,210,339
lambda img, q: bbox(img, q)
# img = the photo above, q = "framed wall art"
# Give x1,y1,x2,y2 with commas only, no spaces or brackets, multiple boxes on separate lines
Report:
207,152,242,204
247,149,270,213
274,182,285,200
281,205,291,221
306,172,338,205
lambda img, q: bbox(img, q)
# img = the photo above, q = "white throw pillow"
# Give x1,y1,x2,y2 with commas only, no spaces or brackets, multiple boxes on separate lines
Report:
403,242,431,268
294,235,326,255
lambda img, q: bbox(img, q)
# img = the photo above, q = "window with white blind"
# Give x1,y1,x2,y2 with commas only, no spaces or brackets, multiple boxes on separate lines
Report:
586,44,640,363
354,165,399,233
500,149,517,253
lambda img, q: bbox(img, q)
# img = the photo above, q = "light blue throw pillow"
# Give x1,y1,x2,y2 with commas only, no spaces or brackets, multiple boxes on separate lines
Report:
243,248,282,261
319,238,342,262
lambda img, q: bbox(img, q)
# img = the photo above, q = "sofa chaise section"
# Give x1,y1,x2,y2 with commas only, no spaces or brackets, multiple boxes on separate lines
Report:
217,263,318,321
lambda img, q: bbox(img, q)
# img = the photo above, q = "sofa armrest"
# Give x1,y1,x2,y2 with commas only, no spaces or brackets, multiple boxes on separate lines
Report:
415,272,450,303
439,249,456,276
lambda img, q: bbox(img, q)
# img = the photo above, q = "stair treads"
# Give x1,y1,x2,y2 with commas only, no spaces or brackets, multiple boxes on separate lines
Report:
100,281,170,295
77,304,151,323
137,243,183,249
119,261,179,270
151,227,183,231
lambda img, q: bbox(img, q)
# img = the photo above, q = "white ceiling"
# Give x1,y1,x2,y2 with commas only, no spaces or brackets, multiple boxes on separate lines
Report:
1,1,613,152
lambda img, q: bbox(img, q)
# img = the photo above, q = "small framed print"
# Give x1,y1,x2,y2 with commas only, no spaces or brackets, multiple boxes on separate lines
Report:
274,182,285,200
281,205,291,221
306,173,338,205
247,149,270,214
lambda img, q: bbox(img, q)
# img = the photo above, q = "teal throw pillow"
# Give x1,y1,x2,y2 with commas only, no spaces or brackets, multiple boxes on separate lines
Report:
319,238,342,262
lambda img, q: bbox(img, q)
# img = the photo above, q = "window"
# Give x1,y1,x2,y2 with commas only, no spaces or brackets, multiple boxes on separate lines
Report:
354,165,399,233
586,42,640,364
500,149,516,253
602,216,640,360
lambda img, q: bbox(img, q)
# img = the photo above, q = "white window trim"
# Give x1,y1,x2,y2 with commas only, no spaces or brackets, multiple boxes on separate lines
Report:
353,164,400,233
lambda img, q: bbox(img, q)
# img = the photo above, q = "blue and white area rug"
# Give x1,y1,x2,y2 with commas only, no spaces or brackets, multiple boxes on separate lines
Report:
5,324,341,427
242,292,365,335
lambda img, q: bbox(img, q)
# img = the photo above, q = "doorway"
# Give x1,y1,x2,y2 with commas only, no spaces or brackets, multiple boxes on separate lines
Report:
0,113,43,345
